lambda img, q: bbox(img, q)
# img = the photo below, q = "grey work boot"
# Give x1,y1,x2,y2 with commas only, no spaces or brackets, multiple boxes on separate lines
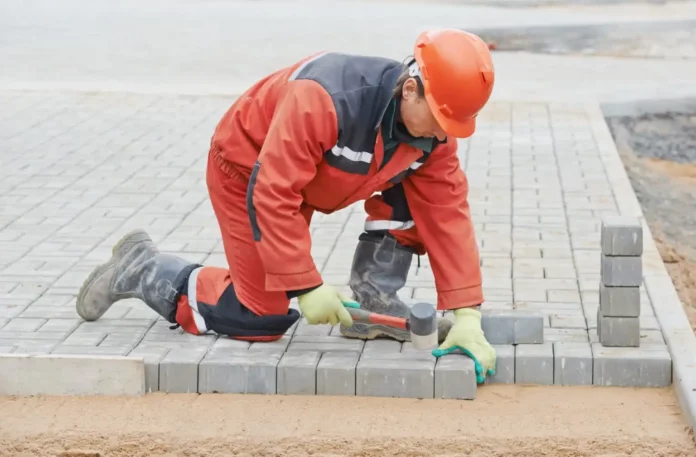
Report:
76,229,199,323
340,234,453,344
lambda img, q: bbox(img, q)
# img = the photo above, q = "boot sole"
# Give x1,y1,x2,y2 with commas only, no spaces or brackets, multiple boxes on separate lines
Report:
76,229,153,321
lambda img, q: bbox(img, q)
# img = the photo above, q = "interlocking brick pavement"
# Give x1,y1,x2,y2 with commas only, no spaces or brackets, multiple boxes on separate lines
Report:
0,91,674,395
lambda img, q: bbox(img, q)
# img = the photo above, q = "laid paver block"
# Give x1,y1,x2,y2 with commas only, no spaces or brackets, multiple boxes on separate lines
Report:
249,335,291,352
515,343,553,385
210,337,251,351
549,314,587,329
592,343,671,387
199,350,282,394
317,352,359,396
435,355,476,399
159,347,208,393
129,346,170,393
479,310,544,344
543,328,589,343
287,339,364,353
294,319,332,336
0,353,145,396
485,344,514,384
601,255,642,287
277,350,321,395
1,318,46,332
597,308,639,347
356,355,435,398
553,342,592,386
599,283,640,317
601,216,643,256
51,345,132,356
362,339,402,354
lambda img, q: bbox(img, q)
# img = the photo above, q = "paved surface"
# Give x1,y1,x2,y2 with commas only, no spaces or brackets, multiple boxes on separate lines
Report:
0,0,694,405
0,91,675,395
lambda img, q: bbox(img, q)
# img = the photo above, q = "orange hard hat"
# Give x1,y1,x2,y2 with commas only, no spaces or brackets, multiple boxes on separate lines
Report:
412,29,495,138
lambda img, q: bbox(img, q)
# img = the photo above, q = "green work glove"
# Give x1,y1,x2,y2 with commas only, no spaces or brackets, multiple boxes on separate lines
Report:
298,284,360,327
432,307,496,384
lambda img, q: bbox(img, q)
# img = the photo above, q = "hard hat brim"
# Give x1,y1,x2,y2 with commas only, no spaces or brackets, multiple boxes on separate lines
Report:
426,92,477,139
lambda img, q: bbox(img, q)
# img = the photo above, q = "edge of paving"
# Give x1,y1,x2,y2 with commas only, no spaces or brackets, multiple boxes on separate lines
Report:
0,353,146,396
585,101,696,434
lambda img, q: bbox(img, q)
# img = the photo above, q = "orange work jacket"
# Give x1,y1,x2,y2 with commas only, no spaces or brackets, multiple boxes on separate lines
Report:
209,52,483,310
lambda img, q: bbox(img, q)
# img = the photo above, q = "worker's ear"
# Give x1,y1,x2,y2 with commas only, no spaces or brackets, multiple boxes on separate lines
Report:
402,77,420,101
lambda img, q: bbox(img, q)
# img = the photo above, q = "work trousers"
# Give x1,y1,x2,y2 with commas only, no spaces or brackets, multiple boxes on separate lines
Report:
173,149,423,341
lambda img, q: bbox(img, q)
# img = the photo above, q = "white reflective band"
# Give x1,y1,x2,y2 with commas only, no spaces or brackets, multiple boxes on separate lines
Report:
409,161,423,170
187,267,208,334
331,145,373,163
364,220,415,231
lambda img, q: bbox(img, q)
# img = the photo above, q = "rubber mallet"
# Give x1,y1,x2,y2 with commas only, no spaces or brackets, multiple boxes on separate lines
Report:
345,302,438,350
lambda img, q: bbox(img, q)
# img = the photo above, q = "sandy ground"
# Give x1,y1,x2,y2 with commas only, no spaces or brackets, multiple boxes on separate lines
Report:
1,385,695,457
607,113,696,331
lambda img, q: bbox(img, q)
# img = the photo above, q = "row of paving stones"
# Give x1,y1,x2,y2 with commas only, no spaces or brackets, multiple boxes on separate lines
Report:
0,92,675,398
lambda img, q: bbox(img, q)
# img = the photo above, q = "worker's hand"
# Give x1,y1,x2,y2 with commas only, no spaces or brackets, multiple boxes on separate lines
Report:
432,307,496,384
298,284,360,327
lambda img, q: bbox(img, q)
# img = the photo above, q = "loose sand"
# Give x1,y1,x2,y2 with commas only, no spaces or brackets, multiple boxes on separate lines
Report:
1,385,695,457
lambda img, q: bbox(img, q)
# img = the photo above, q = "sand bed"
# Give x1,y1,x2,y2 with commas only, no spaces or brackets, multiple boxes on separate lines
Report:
1,385,694,457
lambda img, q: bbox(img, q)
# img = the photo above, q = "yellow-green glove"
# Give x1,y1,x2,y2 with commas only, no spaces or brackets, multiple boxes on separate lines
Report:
298,284,359,327
432,307,496,384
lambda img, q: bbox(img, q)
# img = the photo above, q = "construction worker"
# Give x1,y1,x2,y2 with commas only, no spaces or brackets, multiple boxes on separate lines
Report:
76,28,497,383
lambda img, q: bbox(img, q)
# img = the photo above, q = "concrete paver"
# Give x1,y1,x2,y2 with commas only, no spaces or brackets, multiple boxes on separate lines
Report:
0,91,681,395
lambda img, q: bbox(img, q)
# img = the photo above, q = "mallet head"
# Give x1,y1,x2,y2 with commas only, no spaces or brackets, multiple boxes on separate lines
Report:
409,302,438,350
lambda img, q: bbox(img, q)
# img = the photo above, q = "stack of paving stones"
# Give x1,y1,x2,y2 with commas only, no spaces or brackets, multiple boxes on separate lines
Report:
589,216,672,388
598,216,643,348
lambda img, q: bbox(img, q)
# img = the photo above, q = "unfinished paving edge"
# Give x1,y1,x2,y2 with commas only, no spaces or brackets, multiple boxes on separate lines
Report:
0,354,146,396
589,101,696,435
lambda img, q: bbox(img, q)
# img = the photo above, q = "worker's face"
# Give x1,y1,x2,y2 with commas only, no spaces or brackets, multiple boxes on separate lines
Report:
400,78,447,141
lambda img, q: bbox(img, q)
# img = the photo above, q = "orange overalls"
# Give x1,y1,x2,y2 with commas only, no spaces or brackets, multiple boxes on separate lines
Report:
174,52,483,341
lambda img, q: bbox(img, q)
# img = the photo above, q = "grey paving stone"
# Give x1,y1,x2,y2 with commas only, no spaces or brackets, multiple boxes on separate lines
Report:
159,347,207,393
434,355,477,399
478,309,544,344
248,335,292,352
361,349,435,361
199,350,282,394
549,314,587,329
356,355,435,399
1,318,45,332
601,255,642,287
277,351,321,395
10,341,58,355
597,308,640,347
599,284,640,317
129,346,170,392
543,328,589,343
485,344,515,384
592,343,672,387
515,343,554,385
39,318,81,333
51,345,132,356
294,318,332,336
601,216,643,256
210,337,251,351
553,342,592,386
362,339,402,354
317,352,359,396
287,339,364,354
